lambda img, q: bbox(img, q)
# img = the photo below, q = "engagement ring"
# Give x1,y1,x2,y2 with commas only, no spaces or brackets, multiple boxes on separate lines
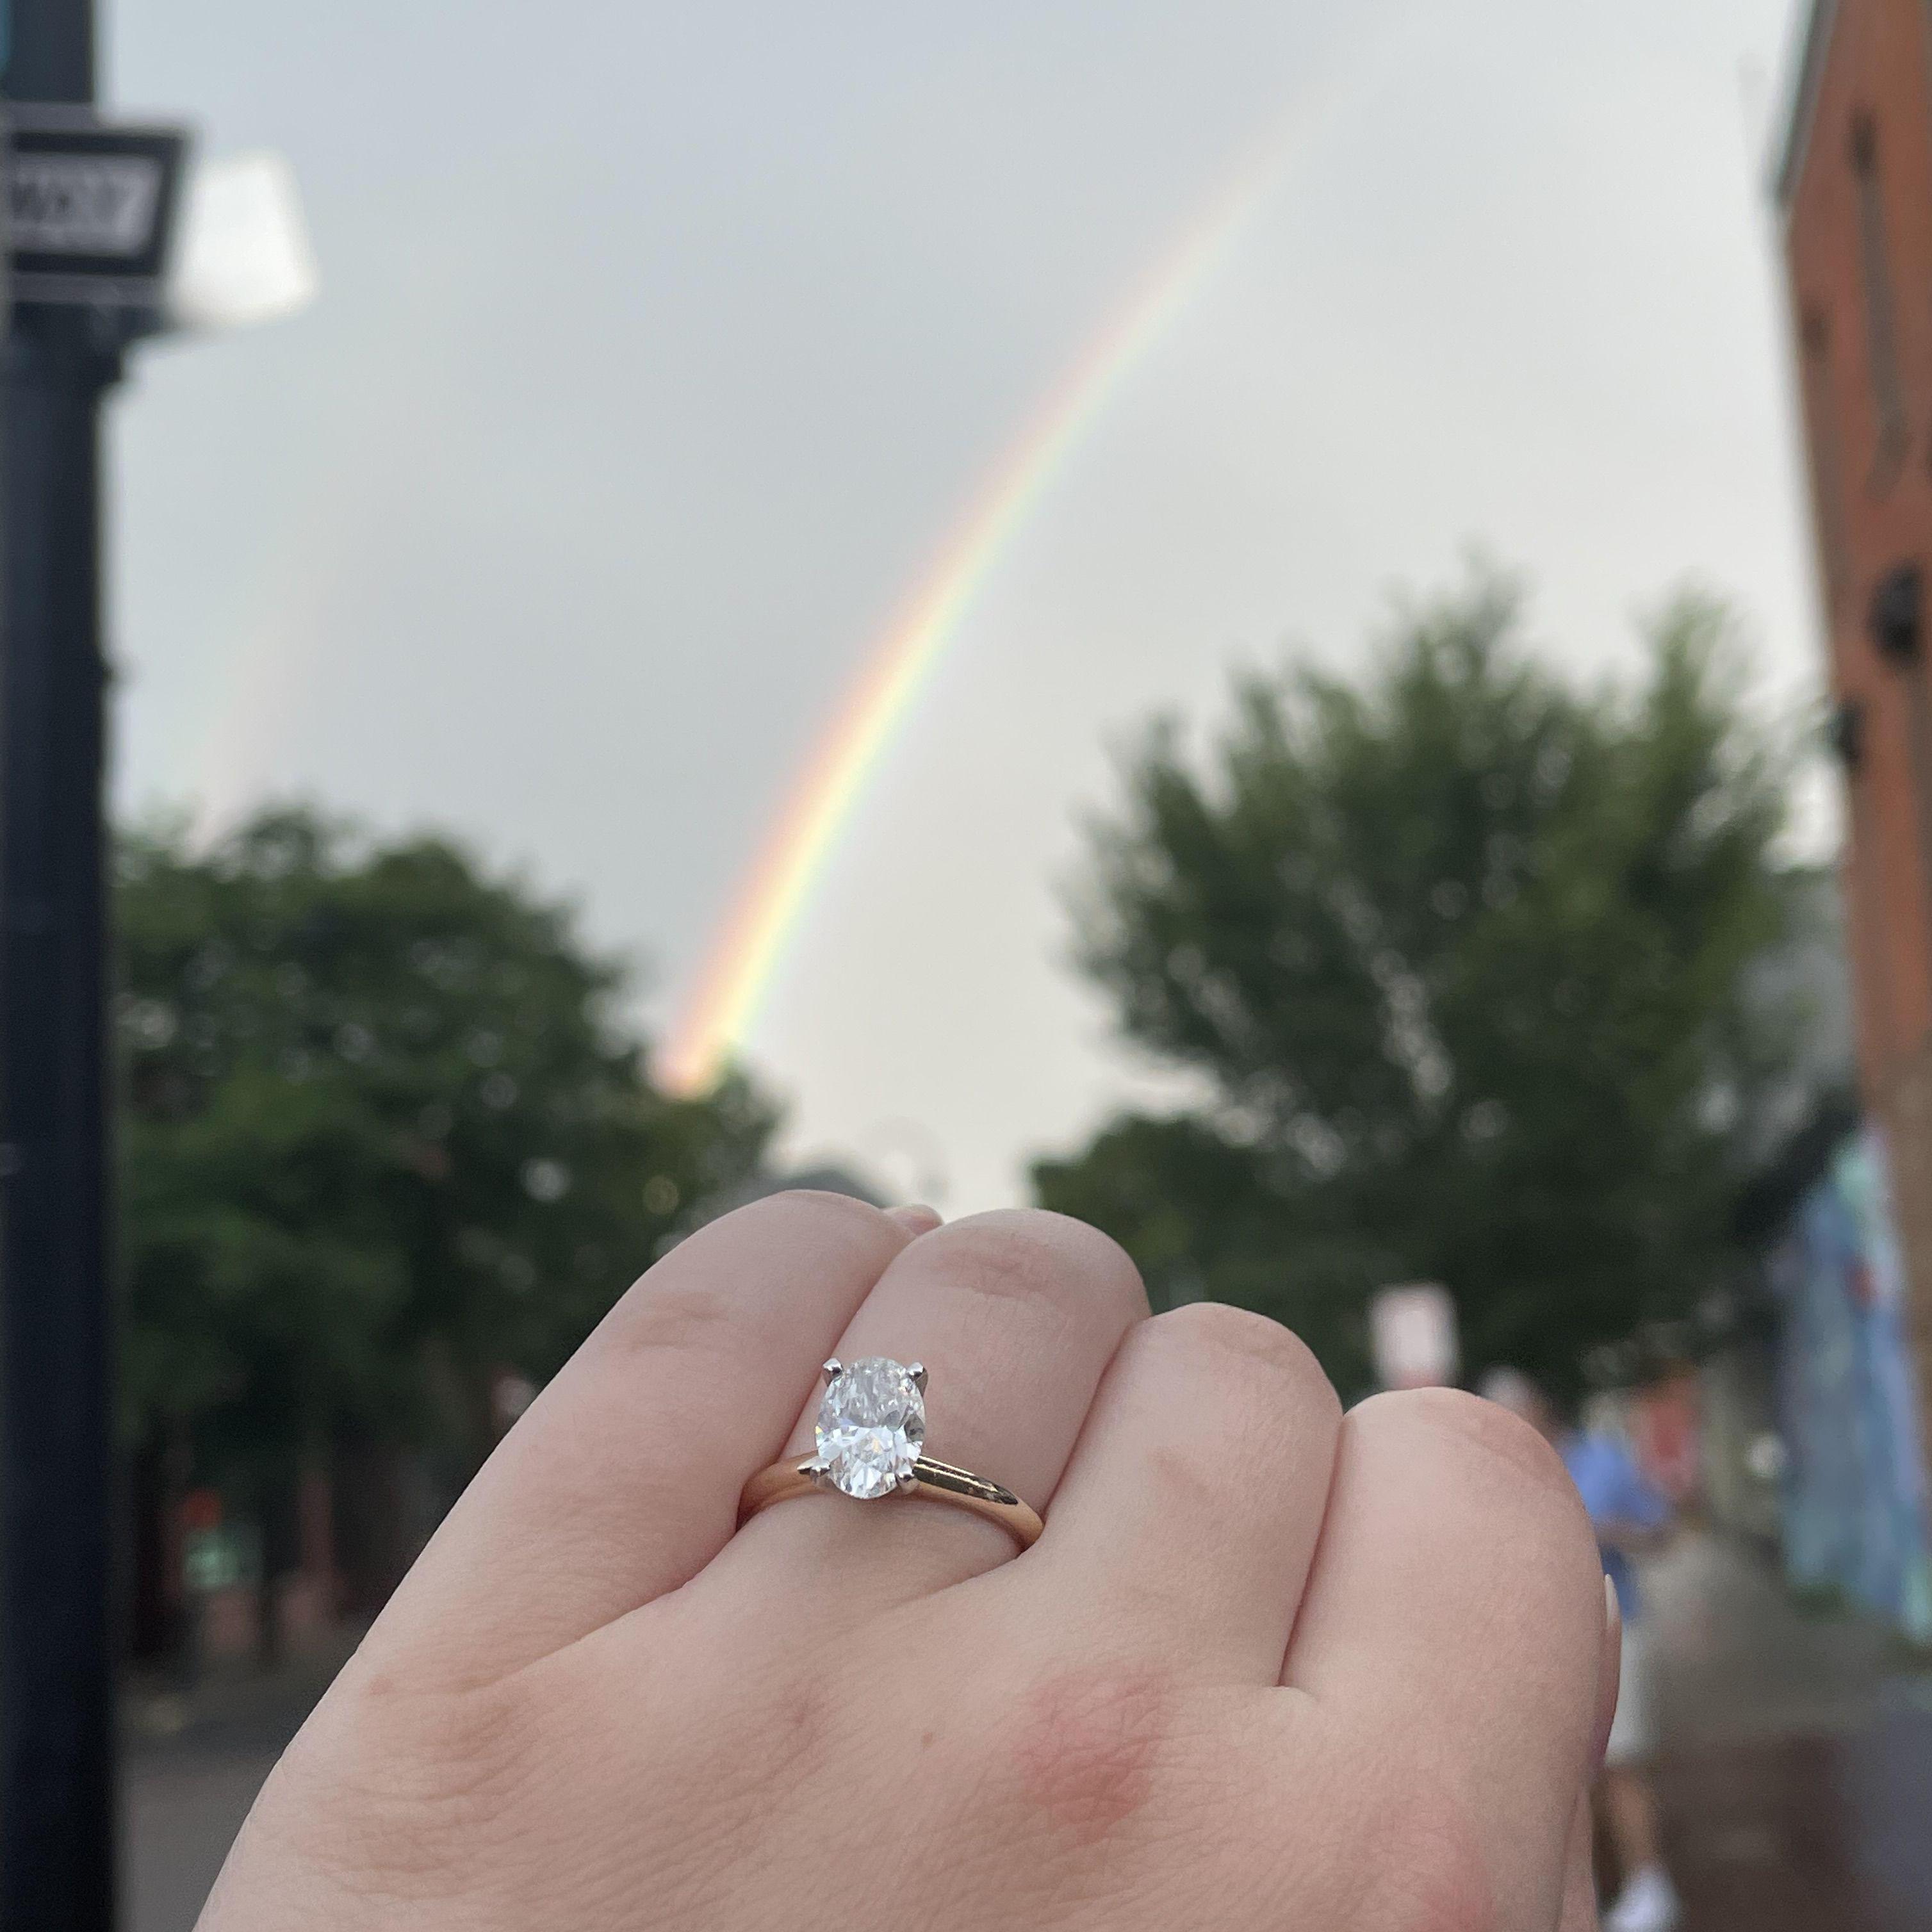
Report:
739,1357,1043,1550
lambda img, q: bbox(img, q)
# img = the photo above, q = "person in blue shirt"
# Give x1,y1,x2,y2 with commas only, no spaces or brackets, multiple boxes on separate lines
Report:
1480,1368,1680,1932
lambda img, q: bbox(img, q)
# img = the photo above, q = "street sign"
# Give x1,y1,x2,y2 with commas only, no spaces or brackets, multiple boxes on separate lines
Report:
4,104,190,307
1369,1281,1461,1389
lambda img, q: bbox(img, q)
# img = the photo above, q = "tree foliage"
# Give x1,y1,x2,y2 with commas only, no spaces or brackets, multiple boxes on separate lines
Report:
118,808,775,1494
1034,581,1801,1395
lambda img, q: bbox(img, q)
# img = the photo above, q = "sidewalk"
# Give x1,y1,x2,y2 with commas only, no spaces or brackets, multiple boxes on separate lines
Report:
123,1644,353,1932
1644,1531,1932,1932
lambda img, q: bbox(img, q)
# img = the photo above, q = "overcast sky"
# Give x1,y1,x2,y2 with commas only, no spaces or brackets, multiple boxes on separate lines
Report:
110,0,1821,1212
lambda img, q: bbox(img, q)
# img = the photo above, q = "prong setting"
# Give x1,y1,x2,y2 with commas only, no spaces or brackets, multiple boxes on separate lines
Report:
810,1357,928,1499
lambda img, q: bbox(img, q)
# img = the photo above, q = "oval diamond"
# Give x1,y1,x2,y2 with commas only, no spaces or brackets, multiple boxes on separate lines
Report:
815,1357,926,1498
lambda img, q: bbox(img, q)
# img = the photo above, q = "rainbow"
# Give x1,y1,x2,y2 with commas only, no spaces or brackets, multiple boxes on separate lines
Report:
661,29,1418,1094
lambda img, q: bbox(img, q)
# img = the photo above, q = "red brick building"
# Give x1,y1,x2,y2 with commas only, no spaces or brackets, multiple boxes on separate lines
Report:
1778,0,1932,1453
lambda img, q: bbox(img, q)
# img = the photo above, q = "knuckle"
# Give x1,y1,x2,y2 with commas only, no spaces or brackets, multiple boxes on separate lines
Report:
1106,1309,1339,1513
924,1209,1147,1323
610,1278,742,1359
1133,1441,1234,1528
760,1185,896,1231
1357,1385,1575,1507
608,1189,898,1359
706,1185,897,1256
265,1672,543,1897
1350,1388,1600,1594
1149,1302,1339,1409
336,1667,532,1802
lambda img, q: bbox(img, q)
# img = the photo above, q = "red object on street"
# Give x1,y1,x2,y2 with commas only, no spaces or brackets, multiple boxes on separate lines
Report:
180,1487,222,1534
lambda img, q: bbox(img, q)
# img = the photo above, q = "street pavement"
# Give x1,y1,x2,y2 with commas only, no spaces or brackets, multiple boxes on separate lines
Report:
124,1533,1932,1930
123,1649,347,1932
1644,1532,1932,1931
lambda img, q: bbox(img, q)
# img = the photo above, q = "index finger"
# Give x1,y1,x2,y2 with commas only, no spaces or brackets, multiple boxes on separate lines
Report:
1283,1389,1609,1930
368,1190,910,1681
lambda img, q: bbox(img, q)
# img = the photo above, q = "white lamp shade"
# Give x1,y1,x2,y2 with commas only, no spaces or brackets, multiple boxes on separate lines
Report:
167,149,318,332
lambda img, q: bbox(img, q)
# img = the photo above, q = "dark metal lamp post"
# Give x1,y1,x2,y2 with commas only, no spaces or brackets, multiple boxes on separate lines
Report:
0,2,188,1923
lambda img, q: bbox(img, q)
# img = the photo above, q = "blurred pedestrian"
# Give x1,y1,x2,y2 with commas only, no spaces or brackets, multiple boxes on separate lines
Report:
1481,1366,1681,1932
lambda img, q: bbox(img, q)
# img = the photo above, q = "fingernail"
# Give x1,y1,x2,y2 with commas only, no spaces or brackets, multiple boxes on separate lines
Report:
887,1204,942,1234
1589,1573,1623,1772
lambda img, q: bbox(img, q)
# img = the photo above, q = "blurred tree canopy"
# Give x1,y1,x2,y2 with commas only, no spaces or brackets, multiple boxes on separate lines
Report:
117,808,775,1503
1034,580,1803,1397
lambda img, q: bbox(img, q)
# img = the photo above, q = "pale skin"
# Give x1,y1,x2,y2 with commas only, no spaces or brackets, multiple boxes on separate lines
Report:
200,1195,1619,1931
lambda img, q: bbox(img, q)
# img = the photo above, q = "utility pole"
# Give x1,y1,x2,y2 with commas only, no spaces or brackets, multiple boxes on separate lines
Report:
0,0,120,1922
0,8,298,1917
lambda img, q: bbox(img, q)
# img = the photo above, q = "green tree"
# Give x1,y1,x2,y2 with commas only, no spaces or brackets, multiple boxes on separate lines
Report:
118,808,774,1572
1034,580,1800,1396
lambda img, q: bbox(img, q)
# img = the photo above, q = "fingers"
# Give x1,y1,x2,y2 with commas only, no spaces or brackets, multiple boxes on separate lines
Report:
721,1209,1147,1597
1020,1303,1342,1681
368,1190,910,1679
1284,1389,1607,1930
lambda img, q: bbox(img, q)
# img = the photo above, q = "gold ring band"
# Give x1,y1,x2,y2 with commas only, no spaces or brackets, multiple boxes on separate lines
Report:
739,1453,1044,1550
741,1357,1044,1551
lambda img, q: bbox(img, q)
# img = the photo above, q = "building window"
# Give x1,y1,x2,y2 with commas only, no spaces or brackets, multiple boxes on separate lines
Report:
1851,115,1909,475
1802,309,1852,611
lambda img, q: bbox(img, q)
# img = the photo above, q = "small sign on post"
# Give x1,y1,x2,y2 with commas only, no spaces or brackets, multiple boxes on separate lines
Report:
5,105,190,308
1369,1281,1460,1390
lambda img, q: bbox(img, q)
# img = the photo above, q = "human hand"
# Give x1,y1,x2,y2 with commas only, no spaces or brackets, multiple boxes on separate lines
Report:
199,1196,1616,1931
